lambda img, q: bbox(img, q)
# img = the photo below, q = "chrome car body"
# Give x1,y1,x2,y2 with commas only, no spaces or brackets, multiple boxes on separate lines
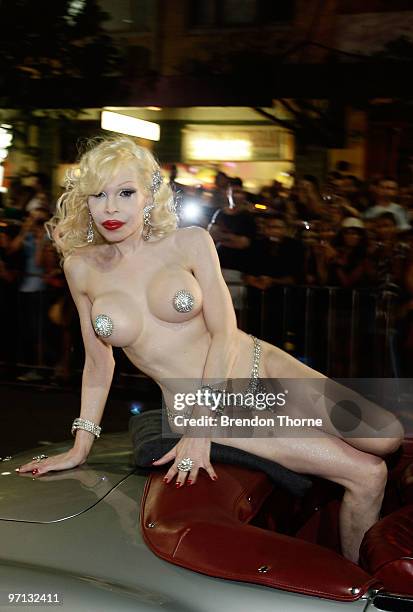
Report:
0,432,411,612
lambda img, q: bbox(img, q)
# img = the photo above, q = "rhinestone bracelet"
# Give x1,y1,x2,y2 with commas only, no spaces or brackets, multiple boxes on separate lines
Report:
71,418,101,439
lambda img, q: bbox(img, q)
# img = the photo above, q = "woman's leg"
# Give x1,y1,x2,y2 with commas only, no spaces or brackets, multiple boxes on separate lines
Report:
210,431,387,562
213,336,402,562
261,341,404,457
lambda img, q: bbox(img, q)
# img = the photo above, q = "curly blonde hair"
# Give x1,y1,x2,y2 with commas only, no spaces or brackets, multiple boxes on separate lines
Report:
46,136,178,260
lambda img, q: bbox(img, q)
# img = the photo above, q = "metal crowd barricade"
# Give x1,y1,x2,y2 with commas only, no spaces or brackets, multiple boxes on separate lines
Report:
228,282,402,379
1,282,403,382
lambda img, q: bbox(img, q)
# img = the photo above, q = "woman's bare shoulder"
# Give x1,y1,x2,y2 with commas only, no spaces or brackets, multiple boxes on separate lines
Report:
176,225,209,239
63,245,102,287
168,227,214,267
172,226,211,249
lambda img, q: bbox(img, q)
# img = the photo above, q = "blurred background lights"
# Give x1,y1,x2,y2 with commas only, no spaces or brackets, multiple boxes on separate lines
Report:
66,0,86,24
0,126,13,150
101,110,160,141
189,137,251,161
129,401,143,415
0,125,13,189
181,199,203,222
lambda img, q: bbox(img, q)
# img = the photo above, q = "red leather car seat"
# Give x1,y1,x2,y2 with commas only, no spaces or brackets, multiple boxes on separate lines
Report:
141,465,379,601
359,505,413,596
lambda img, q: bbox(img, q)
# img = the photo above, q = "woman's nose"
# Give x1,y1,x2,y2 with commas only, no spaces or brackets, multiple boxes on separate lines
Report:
105,195,119,213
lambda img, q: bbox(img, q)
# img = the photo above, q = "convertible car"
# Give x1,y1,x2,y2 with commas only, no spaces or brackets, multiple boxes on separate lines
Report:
0,409,412,612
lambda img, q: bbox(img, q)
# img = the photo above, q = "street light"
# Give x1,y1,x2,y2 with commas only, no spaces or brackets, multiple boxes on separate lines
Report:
101,111,160,141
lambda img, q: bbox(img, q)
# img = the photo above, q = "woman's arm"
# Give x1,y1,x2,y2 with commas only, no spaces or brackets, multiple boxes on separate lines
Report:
184,227,238,386
18,252,115,474
8,216,33,253
152,228,234,483
63,253,115,458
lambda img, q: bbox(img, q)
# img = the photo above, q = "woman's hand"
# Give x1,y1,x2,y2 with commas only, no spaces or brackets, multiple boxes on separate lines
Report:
152,436,217,486
17,449,88,476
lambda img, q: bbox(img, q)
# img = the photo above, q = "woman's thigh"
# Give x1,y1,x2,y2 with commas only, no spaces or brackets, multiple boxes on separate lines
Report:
259,340,404,457
210,431,382,489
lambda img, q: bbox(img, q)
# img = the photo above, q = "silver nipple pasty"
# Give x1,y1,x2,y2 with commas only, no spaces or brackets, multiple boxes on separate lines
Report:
93,314,114,337
173,289,194,313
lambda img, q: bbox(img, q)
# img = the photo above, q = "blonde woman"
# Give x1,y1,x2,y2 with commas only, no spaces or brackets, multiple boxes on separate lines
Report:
18,137,403,563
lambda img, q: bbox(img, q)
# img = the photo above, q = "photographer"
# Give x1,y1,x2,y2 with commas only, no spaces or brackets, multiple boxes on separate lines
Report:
9,207,50,381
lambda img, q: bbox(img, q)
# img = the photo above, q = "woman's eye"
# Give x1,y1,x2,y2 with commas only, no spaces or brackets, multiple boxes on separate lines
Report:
91,192,105,199
120,189,135,198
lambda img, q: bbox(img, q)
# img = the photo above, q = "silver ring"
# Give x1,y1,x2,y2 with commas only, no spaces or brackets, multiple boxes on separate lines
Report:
176,457,194,472
32,454,48,462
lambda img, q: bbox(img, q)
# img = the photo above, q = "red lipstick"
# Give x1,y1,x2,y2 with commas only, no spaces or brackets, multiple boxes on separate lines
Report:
102,220,125,230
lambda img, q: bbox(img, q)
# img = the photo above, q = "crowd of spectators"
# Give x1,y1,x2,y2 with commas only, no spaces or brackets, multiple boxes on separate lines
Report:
0,174,77,383
180,170,413,295
179,168,413,375
2,166,413,381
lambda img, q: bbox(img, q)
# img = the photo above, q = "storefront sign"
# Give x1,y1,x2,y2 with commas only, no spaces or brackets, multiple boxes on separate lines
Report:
182,124,293,162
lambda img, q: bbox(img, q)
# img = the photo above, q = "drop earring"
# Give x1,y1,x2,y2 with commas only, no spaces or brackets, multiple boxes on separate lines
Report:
86,210,94,243
142,204,154,241
142,169,162,241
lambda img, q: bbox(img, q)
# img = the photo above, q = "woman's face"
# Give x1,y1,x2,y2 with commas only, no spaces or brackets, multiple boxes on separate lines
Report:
375,218,397,241
343,228,363,248
318,222,335,244
87,165,147,243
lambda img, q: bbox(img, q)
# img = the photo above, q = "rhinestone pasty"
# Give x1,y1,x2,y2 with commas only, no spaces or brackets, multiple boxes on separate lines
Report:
172,289,194,313
93,314,114,337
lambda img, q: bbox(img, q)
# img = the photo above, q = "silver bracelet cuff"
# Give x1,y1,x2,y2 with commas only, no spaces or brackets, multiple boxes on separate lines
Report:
71,418,101,439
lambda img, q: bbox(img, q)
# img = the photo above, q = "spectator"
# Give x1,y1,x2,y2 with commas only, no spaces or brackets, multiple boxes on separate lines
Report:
287,175,325,222
40,241,77,384
299,220,339,286
9,206,50,381
243,214,304,347
369,212,409,292
257,180,287,214
26,172,51,213
300,222,321,285
3,181,34,221
210,170,230,212
244,214,304,289
327,217,371,288
326,202,346,232
364,177,410,230
208,181,255,321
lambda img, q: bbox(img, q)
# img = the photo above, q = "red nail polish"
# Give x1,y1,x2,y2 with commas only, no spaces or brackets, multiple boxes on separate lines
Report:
212,475,218,481
163,477,169,483
32,468,39,475
187,480,192,485
175,482,182,488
